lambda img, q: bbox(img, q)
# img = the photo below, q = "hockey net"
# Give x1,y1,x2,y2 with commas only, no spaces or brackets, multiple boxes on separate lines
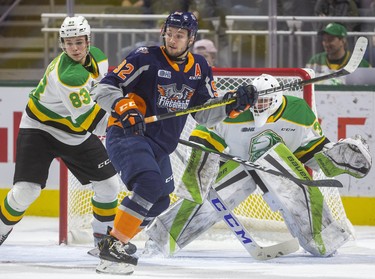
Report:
59,68,352,245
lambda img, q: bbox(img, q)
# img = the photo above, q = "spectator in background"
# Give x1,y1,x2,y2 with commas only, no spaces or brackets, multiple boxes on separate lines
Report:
306,23,370,85
119,0,153,14
122,0,145,7
192,39,217,67
314,0,360,31
189,0,232,67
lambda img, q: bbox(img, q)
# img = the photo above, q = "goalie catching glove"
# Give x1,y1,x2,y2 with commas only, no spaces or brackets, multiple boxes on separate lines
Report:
111,97,145,136
314,135,372,178
224,85,258,118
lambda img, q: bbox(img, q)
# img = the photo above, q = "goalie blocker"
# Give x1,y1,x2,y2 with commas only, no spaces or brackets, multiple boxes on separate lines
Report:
146,142,357,258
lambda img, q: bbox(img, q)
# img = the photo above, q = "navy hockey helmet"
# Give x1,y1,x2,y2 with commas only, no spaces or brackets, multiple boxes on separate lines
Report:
162,11,198,39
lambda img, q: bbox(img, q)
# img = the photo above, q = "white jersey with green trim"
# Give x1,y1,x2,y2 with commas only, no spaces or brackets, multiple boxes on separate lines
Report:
190,95,327,164
20,46,109,145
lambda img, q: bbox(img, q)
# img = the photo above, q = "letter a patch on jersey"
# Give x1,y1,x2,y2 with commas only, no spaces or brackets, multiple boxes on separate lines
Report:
195,64,202,77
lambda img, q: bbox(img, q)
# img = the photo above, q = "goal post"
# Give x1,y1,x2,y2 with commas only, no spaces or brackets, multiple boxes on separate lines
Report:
58,67,351,245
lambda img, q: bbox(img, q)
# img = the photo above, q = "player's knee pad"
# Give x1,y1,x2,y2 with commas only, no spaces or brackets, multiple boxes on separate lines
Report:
8,182,41,211
91,174,120,203
131,171,165,203
146,195,171,218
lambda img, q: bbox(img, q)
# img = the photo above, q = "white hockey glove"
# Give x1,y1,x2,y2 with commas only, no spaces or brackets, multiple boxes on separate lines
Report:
314,135,372,178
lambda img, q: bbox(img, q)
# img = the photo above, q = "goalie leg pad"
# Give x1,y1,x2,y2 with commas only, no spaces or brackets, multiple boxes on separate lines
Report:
304,220,351,257
255,143,351,256
314,135,372,178
145,199,213,256
176,148,220,203
145,161,256,256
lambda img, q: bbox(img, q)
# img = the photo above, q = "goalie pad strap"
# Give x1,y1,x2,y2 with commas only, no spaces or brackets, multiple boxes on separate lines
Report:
247,170,268,193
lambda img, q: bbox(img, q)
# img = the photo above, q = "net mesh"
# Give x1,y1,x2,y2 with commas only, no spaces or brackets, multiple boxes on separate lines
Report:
64,68,350,244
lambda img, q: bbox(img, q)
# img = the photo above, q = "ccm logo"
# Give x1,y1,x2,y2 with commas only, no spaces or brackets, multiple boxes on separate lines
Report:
165,174,174,183
98,159,111,168
119,100,136,112
210,197,252,244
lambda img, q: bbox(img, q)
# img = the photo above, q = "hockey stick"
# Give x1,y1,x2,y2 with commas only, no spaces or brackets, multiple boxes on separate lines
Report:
145,36,367,124
207,186,299,260
257,36,368,96
179,139,343,188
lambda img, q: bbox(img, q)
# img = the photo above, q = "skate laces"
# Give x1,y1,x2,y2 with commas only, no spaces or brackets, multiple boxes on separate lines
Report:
110,240,127,255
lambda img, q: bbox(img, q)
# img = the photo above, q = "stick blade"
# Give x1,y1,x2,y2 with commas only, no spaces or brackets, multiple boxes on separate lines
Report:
343,36,368,74
252,238,300,260
300,178,343,188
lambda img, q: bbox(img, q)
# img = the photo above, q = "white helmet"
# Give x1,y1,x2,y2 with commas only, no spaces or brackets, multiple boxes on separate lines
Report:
59,16,91,40
249,74,284,127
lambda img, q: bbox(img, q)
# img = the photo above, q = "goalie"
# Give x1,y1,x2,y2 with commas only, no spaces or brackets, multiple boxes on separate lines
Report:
145,74,372,258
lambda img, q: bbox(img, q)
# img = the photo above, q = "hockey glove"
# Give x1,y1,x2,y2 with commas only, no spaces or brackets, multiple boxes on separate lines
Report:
224,85,258,118
314,135,372,178
111,97,145,136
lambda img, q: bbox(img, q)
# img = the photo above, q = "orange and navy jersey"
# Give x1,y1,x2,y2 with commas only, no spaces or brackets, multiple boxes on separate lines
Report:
100,46,217,154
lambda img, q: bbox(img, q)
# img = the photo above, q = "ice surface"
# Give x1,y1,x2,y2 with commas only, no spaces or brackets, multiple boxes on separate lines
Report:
0,216,374,279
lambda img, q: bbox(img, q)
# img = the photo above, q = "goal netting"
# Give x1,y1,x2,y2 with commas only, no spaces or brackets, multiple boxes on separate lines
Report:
59,68,353,245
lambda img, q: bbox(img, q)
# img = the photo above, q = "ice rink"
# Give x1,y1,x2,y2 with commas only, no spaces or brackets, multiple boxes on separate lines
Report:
0,216,374,279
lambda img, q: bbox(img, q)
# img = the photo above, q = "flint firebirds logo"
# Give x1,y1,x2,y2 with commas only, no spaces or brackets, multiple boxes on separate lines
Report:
157,84,194,112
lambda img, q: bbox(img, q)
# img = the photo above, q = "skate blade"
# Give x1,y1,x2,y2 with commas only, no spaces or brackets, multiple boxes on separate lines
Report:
96,259,135,275
87,248,99,258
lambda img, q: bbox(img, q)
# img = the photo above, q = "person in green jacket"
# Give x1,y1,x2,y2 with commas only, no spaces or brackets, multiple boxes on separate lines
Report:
306,22,370,85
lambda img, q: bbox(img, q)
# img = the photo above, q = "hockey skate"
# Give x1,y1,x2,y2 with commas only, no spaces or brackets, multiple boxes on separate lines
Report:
0,229,12,246
89,232,137,258
96,235,138,275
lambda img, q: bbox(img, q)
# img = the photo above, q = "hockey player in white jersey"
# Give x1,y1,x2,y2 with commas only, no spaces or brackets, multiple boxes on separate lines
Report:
0,16,120,246
145,74,372,258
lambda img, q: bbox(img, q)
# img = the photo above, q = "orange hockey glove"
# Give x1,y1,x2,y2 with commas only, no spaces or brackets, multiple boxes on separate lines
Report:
111,97,145,136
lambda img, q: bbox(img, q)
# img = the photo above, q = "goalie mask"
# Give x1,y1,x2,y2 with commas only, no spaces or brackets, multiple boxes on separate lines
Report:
59,16,91,51
250,74,284,127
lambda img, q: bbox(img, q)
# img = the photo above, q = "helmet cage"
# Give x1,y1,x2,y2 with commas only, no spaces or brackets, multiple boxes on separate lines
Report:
250,74,283,127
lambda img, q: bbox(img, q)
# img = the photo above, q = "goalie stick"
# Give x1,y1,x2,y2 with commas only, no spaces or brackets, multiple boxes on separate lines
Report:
207,186,299,260
178,139,343,188
145,36,367,124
